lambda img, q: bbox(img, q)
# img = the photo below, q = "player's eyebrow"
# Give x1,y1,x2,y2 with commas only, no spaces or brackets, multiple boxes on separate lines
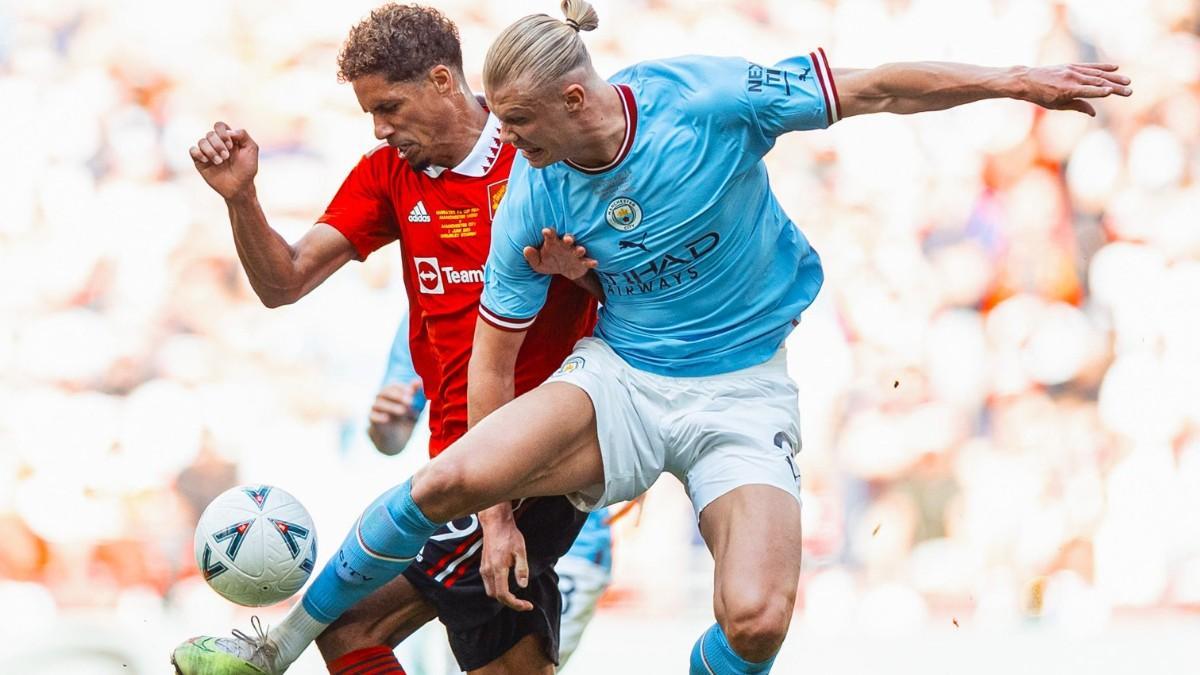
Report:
365,98,402,114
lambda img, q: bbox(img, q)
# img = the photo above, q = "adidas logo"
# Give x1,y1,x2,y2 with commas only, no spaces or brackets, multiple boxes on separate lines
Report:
408,201,431,223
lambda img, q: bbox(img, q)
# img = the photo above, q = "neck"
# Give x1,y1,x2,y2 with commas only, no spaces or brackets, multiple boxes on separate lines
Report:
569,83,626,169
440,90,490,168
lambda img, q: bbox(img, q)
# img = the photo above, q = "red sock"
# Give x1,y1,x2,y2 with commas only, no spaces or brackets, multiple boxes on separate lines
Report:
327,646,407,675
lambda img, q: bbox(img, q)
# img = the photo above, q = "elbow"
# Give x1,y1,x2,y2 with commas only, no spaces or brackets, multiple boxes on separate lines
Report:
256,288,300,309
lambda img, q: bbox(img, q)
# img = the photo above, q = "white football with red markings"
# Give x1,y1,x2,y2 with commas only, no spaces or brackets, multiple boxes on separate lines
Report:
193,485,317,607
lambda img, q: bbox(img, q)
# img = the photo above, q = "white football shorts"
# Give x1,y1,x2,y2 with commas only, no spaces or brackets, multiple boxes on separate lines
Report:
546,337,803,516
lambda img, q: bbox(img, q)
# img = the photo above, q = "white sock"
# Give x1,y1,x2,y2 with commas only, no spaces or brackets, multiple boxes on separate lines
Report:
268,602,330,669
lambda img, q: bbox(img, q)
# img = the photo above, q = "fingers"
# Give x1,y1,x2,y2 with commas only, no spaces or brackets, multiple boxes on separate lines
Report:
1061,99,1097,116
1073,62,1119,72
208,130,232,159
522,245,542,267
190,122,252,167
372,397,411,418
1068,65,1132,95
484,557,530,611
493,568,534,612
1084,68,1131,87
513,548,529,589
368,410,391,425
1074,85,1119,99
378,383,416,406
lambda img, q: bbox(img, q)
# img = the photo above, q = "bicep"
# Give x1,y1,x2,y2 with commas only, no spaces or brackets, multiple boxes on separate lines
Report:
291,223,358,299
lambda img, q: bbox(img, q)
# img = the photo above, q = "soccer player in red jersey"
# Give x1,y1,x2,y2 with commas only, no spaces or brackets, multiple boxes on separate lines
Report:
173,5,598,675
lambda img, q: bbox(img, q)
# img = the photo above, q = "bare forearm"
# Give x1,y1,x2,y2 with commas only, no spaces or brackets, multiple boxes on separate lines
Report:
225,191,306,307
467,367,515,429
467,360,518,528
842,62,1027,116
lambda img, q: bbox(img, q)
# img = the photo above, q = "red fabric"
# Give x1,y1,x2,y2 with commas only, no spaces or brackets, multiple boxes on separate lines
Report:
327,645,406,675
318,141,597,456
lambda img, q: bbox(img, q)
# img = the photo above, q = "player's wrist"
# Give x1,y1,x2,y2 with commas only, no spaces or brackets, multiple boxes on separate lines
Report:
479,503,517,529
1004,65,1033,102
225,185,259,206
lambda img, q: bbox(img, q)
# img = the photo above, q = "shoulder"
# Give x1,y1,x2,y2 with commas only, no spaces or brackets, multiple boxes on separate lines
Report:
502,153,559,204
612,55,748,90
612,56,750,115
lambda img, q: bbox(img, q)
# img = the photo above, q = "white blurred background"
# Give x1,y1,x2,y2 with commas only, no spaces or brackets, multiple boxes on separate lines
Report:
1,0,1198,673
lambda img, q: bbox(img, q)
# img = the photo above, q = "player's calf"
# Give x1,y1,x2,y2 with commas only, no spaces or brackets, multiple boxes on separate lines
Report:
315,575,436,664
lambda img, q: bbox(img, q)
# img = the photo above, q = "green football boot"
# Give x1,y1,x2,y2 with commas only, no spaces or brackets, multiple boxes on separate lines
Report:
170,618,281,675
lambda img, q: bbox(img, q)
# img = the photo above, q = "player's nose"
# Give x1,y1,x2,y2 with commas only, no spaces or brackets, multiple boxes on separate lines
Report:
498,123,518,145
373,116,394,140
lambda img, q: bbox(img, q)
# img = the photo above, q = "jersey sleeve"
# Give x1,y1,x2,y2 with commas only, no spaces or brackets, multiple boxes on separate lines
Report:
316,146,399,261
479,158,553,332
744,48,841,138
379,309,428,414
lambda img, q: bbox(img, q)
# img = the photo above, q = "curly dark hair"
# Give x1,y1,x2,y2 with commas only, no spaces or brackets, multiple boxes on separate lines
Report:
338,4,464,83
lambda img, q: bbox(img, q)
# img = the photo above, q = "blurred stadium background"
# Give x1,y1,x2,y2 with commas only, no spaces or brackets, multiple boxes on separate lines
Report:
1,0,1198,672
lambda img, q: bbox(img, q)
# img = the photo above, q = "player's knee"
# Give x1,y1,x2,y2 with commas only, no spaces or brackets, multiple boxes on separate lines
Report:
413,455,484,521
722,594,793,662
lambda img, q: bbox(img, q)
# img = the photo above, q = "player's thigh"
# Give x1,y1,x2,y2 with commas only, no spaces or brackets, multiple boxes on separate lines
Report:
316,573,438,661
469,633,554,675
414,382,603,518
699,484,802,624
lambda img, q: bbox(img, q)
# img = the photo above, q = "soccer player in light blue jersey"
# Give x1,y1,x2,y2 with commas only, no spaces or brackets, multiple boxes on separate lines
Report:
199,1,1130,673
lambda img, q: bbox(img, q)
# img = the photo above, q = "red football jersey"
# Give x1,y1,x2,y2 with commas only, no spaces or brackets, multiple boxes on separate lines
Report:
318,115,597,455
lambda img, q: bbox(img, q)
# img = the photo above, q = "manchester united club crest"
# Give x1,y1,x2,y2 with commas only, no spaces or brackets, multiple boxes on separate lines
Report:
605,197,642,232
487,179,509,219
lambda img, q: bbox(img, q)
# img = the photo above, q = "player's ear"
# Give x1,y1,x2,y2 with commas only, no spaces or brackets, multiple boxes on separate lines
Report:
563,83,586,113
429,64,455,95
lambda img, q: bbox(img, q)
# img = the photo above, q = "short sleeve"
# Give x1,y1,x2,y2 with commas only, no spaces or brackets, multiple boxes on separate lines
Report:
479,158,553,331
745,48,841,138
317,147,399,261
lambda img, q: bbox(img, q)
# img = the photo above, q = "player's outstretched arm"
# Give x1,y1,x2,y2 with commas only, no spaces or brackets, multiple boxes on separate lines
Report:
189,122,356,307
467,318,536,612
833,62,1132,119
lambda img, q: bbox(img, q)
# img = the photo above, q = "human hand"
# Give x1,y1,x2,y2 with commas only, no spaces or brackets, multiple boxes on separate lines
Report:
367,380,421,456
479,505,533,612
189,121,260,200
523,228,598,280
1020,63,1132,116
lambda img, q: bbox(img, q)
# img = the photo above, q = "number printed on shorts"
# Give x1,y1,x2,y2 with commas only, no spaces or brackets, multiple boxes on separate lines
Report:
774,431,802,484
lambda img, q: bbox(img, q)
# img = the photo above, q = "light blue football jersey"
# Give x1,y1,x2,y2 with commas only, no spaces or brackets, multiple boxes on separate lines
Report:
380,310,428,413
481,51,840,377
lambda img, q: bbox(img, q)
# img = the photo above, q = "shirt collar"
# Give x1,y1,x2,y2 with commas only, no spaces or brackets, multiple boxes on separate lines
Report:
421,112,503,178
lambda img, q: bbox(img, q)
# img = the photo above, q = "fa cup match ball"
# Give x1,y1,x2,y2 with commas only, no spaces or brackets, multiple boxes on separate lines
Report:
194,485,317,606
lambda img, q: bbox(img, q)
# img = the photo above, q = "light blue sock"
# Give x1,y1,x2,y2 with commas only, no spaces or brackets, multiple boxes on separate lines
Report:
300,479,441,624
689,623,777,675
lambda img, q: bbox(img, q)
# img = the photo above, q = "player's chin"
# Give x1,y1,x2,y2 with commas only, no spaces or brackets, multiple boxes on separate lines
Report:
520,147,554,167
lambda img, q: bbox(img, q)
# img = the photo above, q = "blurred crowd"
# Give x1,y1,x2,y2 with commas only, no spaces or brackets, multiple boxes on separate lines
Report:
1,0,1198,670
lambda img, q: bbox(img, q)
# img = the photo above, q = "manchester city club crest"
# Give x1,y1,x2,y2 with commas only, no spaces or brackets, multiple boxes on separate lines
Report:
605,197,643,232
556,356,586,375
